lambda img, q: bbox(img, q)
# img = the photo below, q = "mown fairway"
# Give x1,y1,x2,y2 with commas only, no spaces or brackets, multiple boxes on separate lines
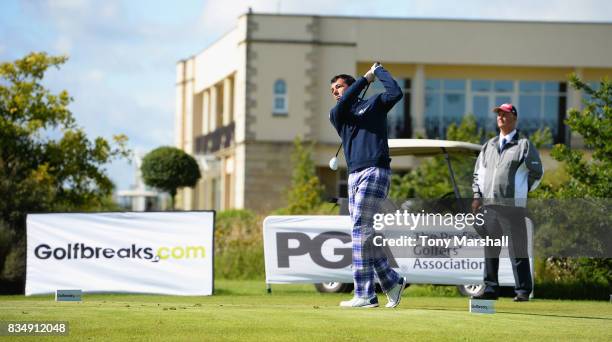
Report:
1,280,611,341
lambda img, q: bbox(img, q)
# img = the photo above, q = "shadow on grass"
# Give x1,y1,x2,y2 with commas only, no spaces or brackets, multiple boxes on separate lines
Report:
410,306,612,321
496,311,612,321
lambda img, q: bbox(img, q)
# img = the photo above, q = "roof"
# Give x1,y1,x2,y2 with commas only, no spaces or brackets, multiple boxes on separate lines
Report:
388,139,481,157
244,12,612,26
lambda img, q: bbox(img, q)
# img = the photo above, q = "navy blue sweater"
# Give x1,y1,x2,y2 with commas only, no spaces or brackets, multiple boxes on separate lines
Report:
329,67,403,173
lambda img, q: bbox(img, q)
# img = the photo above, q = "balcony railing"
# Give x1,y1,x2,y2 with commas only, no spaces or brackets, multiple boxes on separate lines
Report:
195,122,235,154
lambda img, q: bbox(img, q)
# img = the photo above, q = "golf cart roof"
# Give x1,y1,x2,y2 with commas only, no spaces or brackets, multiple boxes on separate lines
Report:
388,139,481,157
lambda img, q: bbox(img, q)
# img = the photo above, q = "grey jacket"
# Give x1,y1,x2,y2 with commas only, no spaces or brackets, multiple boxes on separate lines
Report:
472,130,543,207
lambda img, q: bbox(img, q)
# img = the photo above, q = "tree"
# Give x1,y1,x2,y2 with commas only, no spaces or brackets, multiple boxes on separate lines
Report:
284,137,324,214
140,146,201,208
549,74,611,198
0,52,128,287
389,114,483,201
529,75,611,295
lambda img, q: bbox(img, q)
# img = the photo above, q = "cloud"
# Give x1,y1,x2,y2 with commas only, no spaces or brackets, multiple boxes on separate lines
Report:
84,69,104,82
195,0,353,37
54,35,73,54
392,0,612,22
44,0,89,11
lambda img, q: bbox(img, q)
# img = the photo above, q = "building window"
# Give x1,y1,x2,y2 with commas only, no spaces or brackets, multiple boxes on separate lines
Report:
425,79,466,139
273,79,288,115
518,81,567,144
368,78,412,138
425,78,568,144
471,80,514,134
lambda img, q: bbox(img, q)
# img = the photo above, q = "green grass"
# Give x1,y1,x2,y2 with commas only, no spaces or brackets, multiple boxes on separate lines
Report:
1,280,611,341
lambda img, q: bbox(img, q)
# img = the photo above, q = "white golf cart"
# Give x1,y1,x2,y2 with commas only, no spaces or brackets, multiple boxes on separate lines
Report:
263,139,533,297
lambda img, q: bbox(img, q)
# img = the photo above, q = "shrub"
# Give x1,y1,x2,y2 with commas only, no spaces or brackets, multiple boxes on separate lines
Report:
214,209,264,280
284,137,325,214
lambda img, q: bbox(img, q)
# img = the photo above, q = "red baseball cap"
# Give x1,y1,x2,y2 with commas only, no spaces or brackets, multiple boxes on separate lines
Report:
493,103,518,116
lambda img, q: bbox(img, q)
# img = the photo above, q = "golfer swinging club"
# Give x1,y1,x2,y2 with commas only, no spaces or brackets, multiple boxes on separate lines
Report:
329,63,407,308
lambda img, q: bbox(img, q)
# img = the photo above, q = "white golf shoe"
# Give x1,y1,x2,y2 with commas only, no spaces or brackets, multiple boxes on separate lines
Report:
385,277,407,308
339,296,379,308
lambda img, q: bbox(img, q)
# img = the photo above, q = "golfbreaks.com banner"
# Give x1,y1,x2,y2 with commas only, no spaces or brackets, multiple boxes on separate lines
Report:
26,212,214,296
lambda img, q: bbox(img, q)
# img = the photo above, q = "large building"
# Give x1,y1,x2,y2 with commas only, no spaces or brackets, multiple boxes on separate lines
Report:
175,12,612,212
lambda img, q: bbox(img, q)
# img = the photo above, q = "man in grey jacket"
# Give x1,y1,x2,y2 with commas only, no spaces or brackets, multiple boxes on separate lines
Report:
472,103,543,302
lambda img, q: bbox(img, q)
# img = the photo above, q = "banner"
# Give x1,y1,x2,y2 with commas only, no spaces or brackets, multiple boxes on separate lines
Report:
26,211,214,296
263,215,532,286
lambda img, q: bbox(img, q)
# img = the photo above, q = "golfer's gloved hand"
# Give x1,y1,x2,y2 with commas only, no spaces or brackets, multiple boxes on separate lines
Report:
363,62,382,83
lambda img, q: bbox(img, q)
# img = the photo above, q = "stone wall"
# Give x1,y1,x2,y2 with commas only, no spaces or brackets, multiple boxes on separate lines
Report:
243,141,294,213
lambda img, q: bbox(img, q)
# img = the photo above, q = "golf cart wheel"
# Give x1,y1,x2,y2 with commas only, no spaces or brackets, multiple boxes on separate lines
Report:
314,282,354,293
457,284,485,297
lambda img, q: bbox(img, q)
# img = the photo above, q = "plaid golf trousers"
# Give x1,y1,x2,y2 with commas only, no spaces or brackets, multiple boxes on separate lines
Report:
348,166,400,298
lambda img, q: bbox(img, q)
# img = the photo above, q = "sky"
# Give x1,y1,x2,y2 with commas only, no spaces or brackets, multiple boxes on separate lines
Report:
1,0,611,191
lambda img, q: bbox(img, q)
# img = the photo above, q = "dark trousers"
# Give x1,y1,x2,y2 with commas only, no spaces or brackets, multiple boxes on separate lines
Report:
483,205,532,296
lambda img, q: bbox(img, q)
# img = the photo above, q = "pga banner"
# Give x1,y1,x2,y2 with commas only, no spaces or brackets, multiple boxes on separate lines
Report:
26,211,214,296
263,215,532,286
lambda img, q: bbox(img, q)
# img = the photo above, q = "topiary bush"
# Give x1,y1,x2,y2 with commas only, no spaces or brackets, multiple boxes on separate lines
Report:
140,146,201,208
